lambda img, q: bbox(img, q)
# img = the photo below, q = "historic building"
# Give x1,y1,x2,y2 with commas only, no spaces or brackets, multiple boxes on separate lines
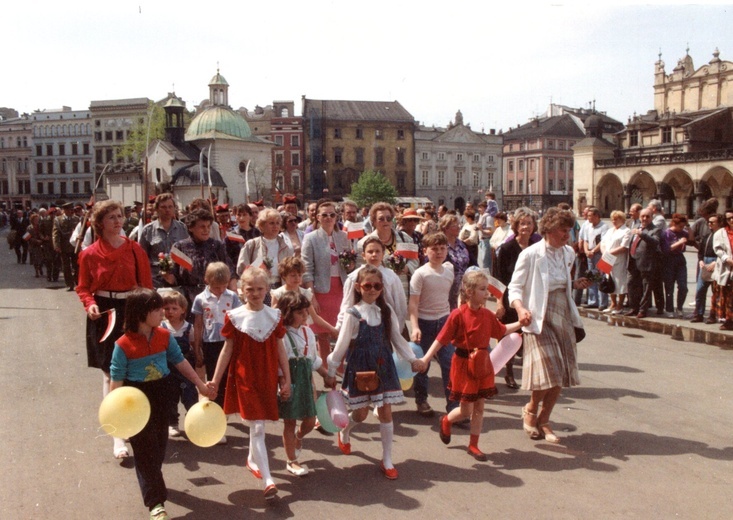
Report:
302,97,415,200
145,70,273,208
575,48,733,216
270,101,304,206
414,110,502,212
0,113,33,209
29,107,94,206
503,104,623,214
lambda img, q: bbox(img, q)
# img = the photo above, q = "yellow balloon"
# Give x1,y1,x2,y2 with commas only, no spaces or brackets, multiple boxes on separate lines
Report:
184,399,227,447
400,378,413,391
98,386,151,438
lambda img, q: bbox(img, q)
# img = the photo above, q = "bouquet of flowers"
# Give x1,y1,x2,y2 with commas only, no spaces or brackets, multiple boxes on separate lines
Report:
262,257,274,271
339,249,357,273
385,252,407,273
584,270,605,284
157,253,173,273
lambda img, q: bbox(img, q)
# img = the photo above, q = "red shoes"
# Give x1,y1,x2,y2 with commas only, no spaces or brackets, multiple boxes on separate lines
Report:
263,484,278,500
439,415,451,445
246,460,262,480
467,445,488,461
380,461,398,480
337,432,351,455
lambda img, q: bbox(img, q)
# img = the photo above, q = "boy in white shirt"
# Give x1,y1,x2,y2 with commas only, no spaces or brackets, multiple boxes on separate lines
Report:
409,232,456,417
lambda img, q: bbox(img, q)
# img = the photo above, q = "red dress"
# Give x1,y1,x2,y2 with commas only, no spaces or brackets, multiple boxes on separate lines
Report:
221,306,286,421
436,304,507,401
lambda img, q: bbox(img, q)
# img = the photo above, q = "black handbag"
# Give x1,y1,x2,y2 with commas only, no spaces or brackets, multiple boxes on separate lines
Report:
598,274,615,294
574,327,586,343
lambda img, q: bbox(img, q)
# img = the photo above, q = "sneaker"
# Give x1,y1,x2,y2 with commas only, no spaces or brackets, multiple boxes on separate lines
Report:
168,425,181,438
416,402,435,417
150,504,169,520
664,311,674,318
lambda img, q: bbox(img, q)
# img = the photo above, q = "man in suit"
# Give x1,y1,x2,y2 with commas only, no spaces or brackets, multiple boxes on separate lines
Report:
624,203,643,315
630,208,664,318
52,202,80,291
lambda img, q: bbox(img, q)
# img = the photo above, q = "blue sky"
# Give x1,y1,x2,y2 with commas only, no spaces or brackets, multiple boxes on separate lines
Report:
4,1,732,131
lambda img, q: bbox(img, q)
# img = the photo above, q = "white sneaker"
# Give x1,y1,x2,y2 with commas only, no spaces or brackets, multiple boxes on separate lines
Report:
664,311,674,318
674,310,683,319
168,425,181,438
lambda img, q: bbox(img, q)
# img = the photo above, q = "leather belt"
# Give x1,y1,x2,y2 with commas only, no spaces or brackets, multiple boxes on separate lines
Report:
96,290,135,299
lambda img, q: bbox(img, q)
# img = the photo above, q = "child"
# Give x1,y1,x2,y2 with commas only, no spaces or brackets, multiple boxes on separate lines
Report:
160,290,196,437
276,291,336,476
271,256,338,338
336,236,408,330
209,267,292,499
409,232,455,418
110,288,213,520
420,270,523,461
192,262,242,422
328,265,423,480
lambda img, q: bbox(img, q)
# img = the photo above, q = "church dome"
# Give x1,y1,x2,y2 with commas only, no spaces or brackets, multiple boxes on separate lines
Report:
185,105,252,141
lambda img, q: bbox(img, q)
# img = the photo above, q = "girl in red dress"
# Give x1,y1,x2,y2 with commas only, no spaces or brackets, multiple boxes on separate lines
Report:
209,268,291,500
420,270,523,461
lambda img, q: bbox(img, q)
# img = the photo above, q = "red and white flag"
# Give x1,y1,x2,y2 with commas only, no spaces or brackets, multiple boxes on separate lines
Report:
486,274,507,300
596,252,616,275
22,231,31,241
395,242,419,260
170,246,193,271
100,309,117,343
344,221,366,240
226,231,246,244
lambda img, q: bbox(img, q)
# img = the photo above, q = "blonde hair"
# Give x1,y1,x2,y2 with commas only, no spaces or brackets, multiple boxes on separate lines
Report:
610,210,626,221
460,269,489,302
239,266,270,289
160,289,188,310
204,261,231,285
256,208,281,231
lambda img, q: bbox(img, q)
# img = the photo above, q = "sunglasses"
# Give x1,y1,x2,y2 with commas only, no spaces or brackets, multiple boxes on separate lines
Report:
376,216,392,222
319,212,337,218
359,282,383,291
287,219,298,224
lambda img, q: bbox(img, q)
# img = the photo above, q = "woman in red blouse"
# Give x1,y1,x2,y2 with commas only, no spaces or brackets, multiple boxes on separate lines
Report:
76,200,153,459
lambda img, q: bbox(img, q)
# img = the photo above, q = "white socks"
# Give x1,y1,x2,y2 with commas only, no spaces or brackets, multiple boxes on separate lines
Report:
380,421,394,469
340,412,357,444
103,373,126,450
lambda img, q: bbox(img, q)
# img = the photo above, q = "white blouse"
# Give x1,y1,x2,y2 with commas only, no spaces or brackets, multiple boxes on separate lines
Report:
283,325,322,371
545,243,569,291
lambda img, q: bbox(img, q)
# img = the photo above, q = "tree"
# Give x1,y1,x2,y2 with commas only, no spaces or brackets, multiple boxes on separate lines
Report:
347,169,398,208
116,101,193,161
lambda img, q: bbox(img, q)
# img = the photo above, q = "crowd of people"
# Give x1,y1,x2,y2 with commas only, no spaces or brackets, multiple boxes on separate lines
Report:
3,190,722,519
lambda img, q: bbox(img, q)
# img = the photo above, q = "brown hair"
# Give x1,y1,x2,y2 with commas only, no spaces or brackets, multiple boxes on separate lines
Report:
91,200,124,237
369,202,395,225
124,288,164,333
511,207,538,234
278,256,305,278
354,265,392,344
276,290,311,327
538,207,576,236
161,289,188,310
361,235,385,253
422,231,448,248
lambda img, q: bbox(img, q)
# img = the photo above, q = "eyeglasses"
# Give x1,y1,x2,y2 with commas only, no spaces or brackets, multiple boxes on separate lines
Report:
359,282,383,291
287,219,298,224
319,212,337,218
376,216,392,222
709,220,717,225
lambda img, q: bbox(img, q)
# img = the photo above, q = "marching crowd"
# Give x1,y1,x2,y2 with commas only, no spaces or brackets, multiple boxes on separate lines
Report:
4,191,728,519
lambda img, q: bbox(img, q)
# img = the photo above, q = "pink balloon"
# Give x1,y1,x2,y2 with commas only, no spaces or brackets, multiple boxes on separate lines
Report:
490,333,522,374
326,389,349,429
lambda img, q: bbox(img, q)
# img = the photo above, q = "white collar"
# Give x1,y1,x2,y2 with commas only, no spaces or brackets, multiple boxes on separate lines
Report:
227,305,280,342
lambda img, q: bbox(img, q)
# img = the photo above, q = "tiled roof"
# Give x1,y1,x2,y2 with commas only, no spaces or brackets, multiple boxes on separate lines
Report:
503,114,585,141
304,99,414,123
89,98,150,109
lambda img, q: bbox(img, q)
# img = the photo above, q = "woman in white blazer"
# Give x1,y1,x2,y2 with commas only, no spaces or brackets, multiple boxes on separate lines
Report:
507,208,591,444
302,200,350,364
712,213,733,330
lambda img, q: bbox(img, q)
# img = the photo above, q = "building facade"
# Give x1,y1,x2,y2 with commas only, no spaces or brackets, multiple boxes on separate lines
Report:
414,110,502,212
270,101,304,206
0,114,33,209
576,49,733,217
302,97,415,201
30,107,94,206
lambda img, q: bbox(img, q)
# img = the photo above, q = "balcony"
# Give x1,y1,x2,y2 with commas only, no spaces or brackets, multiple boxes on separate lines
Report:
595,147,733,168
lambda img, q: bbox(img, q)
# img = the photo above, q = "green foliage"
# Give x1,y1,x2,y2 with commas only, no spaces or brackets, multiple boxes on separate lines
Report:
347,170,398,208
116,101,193,161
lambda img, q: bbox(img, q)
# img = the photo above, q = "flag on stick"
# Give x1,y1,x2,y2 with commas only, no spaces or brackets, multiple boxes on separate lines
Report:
395,242,419,260
226,231,246,244
486,274,507,300
170,246,193,271
344,221,366,240
100,309,117,343
596,252,616,275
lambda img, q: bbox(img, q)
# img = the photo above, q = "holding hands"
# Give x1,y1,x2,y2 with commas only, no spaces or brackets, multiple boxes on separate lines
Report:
411,358,427,373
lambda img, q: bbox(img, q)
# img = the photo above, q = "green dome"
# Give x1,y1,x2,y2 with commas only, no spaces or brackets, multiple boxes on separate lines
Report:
185,106,252,141
209,72,229,86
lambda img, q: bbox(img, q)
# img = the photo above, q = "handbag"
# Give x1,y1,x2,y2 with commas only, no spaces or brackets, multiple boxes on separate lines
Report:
468,348,492,379
701,265,714,282
599,274,615,294
574,327,586,343
354,371,379,392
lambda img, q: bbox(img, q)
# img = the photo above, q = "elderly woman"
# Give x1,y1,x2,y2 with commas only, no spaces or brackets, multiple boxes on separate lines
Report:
437,213,471,310
508,207,591,444
495,207,537,389
237,207,294,303
76,200,153,459
713,208,733,330
165,208,237,308
693,213,724,324
302,199,350,364
600,210,632,314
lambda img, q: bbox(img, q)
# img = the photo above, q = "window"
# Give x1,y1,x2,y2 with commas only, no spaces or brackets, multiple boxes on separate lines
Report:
547,140,554,149
334,148,343,164
291,152,300,166
36,163,43,175
548,179,554,191
421,170,429,186
397,149,405,166
456,171,463,186
17,180,24,194
46,144,53,156
375,129,383,140
60,182,67,194
569,160,574,171
48,182,54,194
84,181,91,193
59,162,66,174
292,173,300,191
487,155,494,163
557,141,564,150
84,161,90,173
518,180,524,192
397,173,405,189
47,162,54,174
94,131,102,142
37,182,43,194
105,131,113,141
334,128,341,139
487,172,494,188
529,159,535,171
375,148,384,166
275,153,284,167
559,179,566,191
36,145,43,156
508,180,514,193
438,170,445,186
355,148,364,165
549,159,555,171
73,181,79,193
397,129,405,140
422,152,429,160
72,161,79,173
456,153,463,162
105,149,113,163
438,152,445,160
518,160,524,172
291,135,300,147
355,128,363,139
96,149,103,163
662,127,672,143
519,143,525,151
559,160,565,171
71,143,78,155
83,143,90,155
274,135,284,146
116,130,124,141
473,171,480,187
281,107,289,117
508,160,514,172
